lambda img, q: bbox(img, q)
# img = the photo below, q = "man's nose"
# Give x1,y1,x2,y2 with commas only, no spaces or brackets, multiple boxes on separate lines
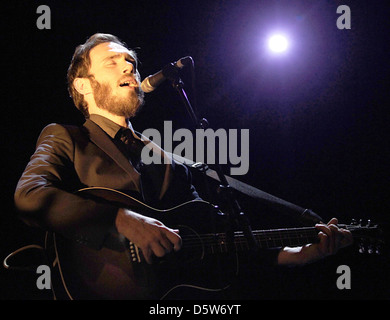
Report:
122,60,135,74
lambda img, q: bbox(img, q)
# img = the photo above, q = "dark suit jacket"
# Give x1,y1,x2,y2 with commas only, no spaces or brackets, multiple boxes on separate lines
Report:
14,119,199,250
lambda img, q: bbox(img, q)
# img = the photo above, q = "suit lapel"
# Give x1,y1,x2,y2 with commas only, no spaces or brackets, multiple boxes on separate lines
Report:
136,131,174,203
83,119,141,192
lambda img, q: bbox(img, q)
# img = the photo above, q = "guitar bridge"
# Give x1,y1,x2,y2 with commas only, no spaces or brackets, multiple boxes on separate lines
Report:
128,241,142,263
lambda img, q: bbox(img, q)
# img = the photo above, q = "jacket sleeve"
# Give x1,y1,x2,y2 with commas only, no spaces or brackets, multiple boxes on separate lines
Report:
14,123,119,250
163,159,201,204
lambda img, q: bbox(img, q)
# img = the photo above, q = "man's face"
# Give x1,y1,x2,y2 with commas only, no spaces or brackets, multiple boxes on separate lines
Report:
87,42,144,118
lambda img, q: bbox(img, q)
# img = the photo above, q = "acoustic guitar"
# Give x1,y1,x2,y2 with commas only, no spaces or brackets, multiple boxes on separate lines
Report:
46,187,382,300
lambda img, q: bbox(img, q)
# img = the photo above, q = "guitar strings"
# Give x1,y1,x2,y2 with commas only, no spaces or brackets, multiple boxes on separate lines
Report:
179,227,320,251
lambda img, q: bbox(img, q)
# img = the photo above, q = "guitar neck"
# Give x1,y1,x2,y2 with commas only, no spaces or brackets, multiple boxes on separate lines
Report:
253,226,319,249
185,226,320,255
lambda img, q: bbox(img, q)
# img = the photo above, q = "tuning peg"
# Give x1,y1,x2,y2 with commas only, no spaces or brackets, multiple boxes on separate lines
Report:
366,219,371,227
351,219,357,225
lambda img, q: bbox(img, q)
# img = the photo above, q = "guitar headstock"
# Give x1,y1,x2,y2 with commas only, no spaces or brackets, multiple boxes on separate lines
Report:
342,219,384,255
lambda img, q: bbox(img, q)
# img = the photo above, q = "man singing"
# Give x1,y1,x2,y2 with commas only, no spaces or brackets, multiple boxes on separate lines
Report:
14,33,353,299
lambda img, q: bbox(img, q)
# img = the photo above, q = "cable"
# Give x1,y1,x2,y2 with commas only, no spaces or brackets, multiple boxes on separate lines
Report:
51,233,74,300
3,244,45,271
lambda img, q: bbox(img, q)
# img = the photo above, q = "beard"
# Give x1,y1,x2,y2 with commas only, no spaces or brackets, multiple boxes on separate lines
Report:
90,77,144,119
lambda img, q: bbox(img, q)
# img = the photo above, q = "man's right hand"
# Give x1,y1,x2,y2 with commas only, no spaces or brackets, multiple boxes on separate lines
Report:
115,208,182,264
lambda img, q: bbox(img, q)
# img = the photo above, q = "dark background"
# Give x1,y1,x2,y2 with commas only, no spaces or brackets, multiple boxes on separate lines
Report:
1,0,389,301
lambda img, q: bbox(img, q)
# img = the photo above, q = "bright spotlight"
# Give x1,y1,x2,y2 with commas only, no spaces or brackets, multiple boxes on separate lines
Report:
268,34,289,53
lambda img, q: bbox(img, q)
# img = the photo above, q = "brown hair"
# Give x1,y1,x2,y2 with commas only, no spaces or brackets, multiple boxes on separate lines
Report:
67,33,137,117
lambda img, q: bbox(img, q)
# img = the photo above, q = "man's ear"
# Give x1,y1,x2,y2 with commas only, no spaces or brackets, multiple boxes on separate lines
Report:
73,77,92,95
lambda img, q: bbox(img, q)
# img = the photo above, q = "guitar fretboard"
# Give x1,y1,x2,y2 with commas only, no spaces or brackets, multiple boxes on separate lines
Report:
182,227,320,254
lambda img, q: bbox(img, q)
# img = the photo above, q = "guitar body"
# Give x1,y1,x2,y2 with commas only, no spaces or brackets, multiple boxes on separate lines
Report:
48,188,236,300
49,231,147,299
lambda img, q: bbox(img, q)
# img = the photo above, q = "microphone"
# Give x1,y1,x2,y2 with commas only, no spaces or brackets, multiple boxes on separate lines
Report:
141,56,193,93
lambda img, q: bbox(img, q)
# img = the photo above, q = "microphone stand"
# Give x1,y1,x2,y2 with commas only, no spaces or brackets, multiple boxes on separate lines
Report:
163,61,259,250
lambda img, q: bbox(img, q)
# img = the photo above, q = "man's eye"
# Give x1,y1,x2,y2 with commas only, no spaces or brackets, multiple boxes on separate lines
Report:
106,61,116,66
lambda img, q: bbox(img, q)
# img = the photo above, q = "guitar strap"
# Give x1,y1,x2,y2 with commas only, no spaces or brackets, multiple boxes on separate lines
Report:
168,152,324,225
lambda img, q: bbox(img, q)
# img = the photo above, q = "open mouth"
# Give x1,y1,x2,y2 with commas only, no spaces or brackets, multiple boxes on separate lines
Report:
119,79,137,88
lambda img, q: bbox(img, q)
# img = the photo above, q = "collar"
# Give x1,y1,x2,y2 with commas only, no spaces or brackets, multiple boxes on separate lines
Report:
89,114,136,139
